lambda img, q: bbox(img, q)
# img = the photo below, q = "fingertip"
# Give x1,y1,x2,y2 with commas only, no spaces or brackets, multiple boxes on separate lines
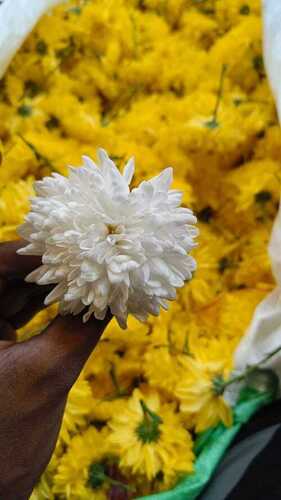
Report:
41,309,112,350
28,310,113,393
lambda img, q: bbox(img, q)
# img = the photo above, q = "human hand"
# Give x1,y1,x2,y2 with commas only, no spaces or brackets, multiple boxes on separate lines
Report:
0,241,111,500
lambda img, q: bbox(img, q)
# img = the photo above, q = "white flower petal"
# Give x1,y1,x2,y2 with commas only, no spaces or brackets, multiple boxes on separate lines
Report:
45,282,67,305
123,157,135,185
149,167,173,191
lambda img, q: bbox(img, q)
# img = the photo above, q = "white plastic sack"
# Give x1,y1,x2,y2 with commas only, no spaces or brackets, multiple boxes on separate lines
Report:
263,0,281,122
231,0,281,396
0,0,64,79
232,211,281,387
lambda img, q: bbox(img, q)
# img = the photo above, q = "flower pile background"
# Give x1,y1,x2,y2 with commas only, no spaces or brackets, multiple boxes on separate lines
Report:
0,0,280,498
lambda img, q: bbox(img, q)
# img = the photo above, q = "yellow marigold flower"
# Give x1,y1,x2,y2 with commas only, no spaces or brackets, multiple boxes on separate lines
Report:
189,289,267,353
216,0,261,29
31,452,58,500
184,225,235,307
176,357,232,432
182,96,265,173
17,304,58,341
232,229,274,288
181,10,218,49
30,473,54,500
254,125,281,162
85,343,144,401
91,395,127,422
109,388,194,482
217,290,268,342
0,138,42,183
146,300,183,346
172,178,196,208
187,323,233,372
58,377,93,445
144,347,186,395
89,361,137,402
226,159,280,212
102,316,150,348
84,340,122,380
211,17,262,92
53,426,109,499
0,176,34,241
5,73,24,106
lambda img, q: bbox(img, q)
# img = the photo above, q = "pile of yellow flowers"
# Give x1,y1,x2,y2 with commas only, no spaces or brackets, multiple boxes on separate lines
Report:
0,0,280,497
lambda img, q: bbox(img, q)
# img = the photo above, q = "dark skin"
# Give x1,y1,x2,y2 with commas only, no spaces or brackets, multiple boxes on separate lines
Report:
0,241,111,500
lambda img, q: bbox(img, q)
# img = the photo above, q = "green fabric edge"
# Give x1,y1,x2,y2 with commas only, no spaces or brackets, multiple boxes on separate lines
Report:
138,387,274,500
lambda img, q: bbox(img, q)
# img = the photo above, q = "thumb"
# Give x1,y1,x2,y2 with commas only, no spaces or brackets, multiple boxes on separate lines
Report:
19,311,112,397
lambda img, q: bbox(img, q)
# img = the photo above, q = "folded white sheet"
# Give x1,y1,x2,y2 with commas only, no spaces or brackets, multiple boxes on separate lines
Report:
263,0,281,121
0,0,64,78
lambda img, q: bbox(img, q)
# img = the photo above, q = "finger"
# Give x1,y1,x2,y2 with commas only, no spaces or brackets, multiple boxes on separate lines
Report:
0,282,37,318
9,291,49,329
21,311,112,395
0,276,6,294
0,318,17,341
42,311,112,362
0,240,42,278
0,281,52,320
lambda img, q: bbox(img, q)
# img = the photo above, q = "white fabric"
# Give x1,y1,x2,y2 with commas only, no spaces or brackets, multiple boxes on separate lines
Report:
231,0,281,397
0,0,64,79
263,0,281,122
233,213,281,385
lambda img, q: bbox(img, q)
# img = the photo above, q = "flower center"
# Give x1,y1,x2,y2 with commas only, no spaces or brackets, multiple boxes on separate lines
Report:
136,400,162,443
107,224,117,234
88,462,106,490
106,224,123,235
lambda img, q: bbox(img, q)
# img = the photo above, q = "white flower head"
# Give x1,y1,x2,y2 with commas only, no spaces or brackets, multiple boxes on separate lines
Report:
18,149,198,328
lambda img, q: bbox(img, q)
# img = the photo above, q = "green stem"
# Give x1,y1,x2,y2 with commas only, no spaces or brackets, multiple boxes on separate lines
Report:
183,334,190,355
153,343,191,356
256,344,281,366
206,64,227,129
140,400,162,424
17,133,53,168
107,476,135,492
223,344,281,391
91,467,134,493
222,372,248,390
213,64,228,122
234,97,270,106
103,364,129,401
110,363,121,393
167,328,174,354
109,363,128,398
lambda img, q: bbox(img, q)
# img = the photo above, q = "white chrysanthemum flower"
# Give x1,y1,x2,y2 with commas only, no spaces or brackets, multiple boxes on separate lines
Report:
18,149,198,328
